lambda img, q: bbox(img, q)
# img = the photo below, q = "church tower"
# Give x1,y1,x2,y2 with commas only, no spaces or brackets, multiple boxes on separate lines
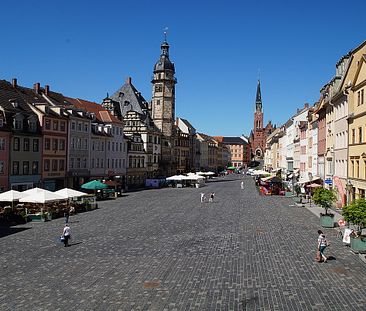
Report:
151,38,176,137
249,79,273,161
254,80,263,131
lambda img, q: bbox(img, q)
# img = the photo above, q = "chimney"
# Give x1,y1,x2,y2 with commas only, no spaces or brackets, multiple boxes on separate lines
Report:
33,82,40,94
45,85,50,95
126,77,132,84
12,78,17,88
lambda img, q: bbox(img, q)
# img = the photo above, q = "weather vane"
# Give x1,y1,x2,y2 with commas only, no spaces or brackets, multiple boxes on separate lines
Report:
164,27,168,41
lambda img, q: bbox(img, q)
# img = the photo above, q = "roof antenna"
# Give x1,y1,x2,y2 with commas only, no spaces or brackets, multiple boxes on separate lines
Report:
164,27,168,42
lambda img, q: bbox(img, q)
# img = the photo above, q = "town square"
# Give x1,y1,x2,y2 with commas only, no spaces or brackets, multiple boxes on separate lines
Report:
1,0,366,310
1,175,366,310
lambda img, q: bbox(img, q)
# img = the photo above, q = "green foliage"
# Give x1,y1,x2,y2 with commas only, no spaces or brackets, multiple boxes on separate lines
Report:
312,187,337,214
342,198,366,232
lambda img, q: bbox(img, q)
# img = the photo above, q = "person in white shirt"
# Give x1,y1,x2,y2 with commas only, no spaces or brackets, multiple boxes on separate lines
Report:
317,230,328,262
200,193,205,203
62,224,71,247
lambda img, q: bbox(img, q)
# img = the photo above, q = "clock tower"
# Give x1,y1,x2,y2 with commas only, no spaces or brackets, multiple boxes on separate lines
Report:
151,37,177,175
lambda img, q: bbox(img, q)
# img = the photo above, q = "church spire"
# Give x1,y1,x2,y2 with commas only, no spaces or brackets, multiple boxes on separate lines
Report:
255,80,262,112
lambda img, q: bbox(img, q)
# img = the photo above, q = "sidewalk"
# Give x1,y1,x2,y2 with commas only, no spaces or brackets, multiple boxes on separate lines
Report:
293,197,366,264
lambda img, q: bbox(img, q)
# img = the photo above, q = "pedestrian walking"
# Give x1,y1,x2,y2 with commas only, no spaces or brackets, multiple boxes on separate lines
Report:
64,209,69,224
209,192,215,202
200,193,205,203
61,224,71,247
317,230,328,262
240,181,244,189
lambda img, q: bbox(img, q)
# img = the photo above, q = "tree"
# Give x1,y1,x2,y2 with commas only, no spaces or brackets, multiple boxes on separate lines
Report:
312,187,337,215
342,198,366,233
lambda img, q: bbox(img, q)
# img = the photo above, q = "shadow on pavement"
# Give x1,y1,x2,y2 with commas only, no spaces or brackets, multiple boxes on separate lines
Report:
0,226,31,238
69,241,83,246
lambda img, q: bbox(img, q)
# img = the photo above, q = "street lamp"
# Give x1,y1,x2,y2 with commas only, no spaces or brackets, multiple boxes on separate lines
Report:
308,172,313,206
346,180,353,205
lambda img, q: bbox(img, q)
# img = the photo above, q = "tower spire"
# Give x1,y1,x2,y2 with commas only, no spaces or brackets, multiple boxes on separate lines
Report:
255,80,262,112
164,27,168,42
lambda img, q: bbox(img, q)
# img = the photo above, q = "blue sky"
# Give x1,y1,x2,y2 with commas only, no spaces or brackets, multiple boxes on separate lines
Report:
1,0,365,136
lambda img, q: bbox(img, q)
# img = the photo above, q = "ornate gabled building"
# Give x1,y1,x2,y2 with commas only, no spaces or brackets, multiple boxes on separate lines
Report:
249,80,274,161
104,38,178,179
103,77,162,183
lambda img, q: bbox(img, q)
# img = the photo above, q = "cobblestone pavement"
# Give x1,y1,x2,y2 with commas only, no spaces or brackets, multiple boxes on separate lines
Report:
1,174,366,311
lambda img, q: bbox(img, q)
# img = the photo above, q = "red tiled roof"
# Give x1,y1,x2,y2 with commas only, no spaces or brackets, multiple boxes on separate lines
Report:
65,97,122,124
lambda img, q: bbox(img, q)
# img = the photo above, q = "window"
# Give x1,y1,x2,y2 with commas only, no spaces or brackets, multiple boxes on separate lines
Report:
352,129,356,144
358,91,361,106
83,139,88,150
60,121,66,132
361,89,364,106
45,138,50,150
84,123,88,132
77,158,81,169
23,161,29,175
32,161,38,174
77,122,82,131
45,119,51,130
33,139,39,152
359,127,363,143
14,119,22,130
59,159,65,171
0,138,5,150
156,99,160,105
0,161,4,174
44,160,50,171
83,158,87,168
12,161,19,175
52,159,58,171
53,121,58,131
70,158,74,169
59,139,65,151
52,139,58,151
356,160,359,178
23,138,30,151
351,160,354,177
71,122,76,130
13,137,20,151
29,120,37,132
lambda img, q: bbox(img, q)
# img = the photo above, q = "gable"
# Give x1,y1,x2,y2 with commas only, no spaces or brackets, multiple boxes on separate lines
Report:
353,56,366,87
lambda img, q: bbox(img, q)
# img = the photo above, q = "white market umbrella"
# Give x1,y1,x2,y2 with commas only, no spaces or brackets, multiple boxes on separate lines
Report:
21,187,48,196
19,190,64,203
55,188,87,199
0,190,25,202
252,170,269,176
166,175,186,181
205,172,215,176
185,174,204,180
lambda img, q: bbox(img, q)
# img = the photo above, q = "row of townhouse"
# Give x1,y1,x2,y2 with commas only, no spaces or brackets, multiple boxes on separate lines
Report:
0,79,127,192
264,40,366,206
0,77,239,192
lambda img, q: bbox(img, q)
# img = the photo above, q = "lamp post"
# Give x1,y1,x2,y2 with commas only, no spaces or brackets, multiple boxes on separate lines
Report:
346,180,353,205
308,172,313,207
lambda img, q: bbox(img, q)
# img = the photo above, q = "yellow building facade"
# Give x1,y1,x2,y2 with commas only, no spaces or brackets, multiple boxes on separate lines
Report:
348,50,366,201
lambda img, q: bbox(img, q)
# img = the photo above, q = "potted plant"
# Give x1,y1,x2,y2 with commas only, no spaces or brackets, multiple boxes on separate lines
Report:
342,198,366,253
312,187,337,228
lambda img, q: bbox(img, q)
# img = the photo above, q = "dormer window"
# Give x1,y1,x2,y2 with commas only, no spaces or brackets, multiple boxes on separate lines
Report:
14,118,23,130
28,119,37,132
124,101,130,107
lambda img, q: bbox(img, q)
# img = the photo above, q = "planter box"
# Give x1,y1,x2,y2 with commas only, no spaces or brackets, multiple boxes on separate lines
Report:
320,214,334,228
27,214,43,222
350,236,366,253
